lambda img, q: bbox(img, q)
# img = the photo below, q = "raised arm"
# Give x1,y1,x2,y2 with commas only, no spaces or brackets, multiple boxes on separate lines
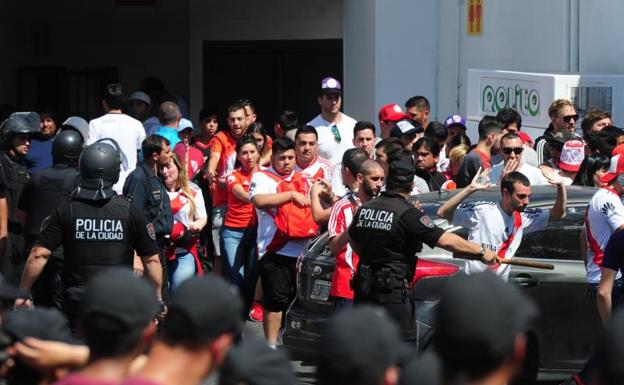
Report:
437,168,491,221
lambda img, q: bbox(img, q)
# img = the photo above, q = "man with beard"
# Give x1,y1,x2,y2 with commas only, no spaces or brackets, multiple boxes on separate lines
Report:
455,116,504,188
437,170,567,281
328,153,384,308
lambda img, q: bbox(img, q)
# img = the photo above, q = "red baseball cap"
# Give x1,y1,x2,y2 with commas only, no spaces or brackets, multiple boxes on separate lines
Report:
378,104,408,123
601,153,624,183
558,140,585,172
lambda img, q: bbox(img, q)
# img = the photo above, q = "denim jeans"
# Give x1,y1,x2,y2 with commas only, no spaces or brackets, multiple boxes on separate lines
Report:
221,226,258,299
168,251,196,291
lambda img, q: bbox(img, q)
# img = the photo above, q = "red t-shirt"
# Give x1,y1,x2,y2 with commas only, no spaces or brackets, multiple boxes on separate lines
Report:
209,131,238,206
327,196,359,299
224,168,258,228
173,142,205,180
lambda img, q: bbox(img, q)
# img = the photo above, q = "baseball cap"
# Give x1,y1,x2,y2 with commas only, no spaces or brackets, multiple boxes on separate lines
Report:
386,150,416,186
161,275,243,343
434,271,538,378
544,129,575,146
443,114,467,130
3,308,74,344
390,119,423,138
219,337,295,385
177,118,194,132
60,116,90,143
600,153,624,183
558,140,585,172
80,268,159,331
320,77,342,95
398,351,441,385
317,305,411,385
379,104,409,123
128,91,152,107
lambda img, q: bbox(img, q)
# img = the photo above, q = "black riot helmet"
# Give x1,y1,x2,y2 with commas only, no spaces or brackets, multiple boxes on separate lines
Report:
74,140,122,201
52,130,84,165
0,115,39,149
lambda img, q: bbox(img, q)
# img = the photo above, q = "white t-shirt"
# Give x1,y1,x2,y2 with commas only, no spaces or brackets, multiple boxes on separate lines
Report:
294,157,333,184
307,113,357,166
437,145,450,173
489,163,548,186
249,168,310,258
166,183,207,254
585,188,624,283
330,162,348,198
453,201,550,281
88,113,146,194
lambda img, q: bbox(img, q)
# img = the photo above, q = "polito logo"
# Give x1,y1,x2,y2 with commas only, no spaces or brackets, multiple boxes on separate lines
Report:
481,80,541,117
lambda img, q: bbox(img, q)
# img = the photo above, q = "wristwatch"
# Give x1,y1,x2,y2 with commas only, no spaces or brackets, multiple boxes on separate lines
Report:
477,245,486,259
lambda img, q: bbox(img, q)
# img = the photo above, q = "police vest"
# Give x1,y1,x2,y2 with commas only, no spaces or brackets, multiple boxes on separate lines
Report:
353,193,421,270
62,196,133,299
134,162,173,237
0,153,31,225
26,165,80,235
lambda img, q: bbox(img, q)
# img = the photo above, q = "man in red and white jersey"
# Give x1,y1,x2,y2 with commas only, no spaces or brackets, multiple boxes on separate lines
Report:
250,137,316,348
584,151,624,288
437,169,567,281
294,125,333,183
328,155,384,307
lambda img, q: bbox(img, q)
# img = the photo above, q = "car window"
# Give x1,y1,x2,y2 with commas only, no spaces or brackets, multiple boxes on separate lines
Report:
515,205,586,261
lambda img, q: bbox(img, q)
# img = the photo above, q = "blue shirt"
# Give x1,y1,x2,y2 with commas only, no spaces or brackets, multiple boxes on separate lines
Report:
26,136,54,174
155,126,180,149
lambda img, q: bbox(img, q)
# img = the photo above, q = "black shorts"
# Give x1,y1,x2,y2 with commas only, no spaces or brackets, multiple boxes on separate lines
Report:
259,252,297,312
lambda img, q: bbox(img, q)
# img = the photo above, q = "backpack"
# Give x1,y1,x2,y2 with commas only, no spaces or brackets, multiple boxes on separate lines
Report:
262,170,319,239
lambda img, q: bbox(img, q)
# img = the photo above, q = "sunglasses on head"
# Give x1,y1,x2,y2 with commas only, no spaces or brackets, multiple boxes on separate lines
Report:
562,114,579,123
502,147,524,155
331,125,341,143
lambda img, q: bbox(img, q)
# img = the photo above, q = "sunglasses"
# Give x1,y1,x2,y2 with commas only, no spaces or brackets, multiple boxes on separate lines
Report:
562,114,579,123
331,125,341,143
502,147,524,155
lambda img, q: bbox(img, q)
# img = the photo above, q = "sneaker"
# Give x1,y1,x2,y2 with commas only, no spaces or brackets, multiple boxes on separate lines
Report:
249,301,264,322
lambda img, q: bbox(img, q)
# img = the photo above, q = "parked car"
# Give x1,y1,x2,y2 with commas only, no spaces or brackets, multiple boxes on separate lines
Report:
283,185,600,382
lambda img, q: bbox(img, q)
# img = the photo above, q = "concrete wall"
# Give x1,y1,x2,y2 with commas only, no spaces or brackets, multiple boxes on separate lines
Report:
4,0,189,110
188,0,343,121
579,0,624,73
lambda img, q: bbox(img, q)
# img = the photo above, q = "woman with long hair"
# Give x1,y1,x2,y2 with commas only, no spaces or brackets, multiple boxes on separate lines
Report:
161,153,208,290
221,134,261,309
572,153,610,187
247,122,272,167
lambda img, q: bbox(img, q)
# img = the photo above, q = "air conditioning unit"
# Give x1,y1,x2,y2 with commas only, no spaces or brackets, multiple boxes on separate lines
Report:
465,69,624,141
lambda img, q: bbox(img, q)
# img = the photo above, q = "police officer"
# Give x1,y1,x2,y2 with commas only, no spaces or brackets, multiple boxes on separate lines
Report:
16,130,83,307
0,114,39,283
15,140,163,329
123,134,173,293
348,150,498,342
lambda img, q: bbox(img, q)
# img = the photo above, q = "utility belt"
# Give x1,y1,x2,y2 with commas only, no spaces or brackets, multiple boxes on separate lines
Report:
352,262,410,297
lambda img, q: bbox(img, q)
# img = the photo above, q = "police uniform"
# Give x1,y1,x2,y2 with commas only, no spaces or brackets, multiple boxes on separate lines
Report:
123,161,173,240
349,154,445,342
18,163,80,307
0,117,36,283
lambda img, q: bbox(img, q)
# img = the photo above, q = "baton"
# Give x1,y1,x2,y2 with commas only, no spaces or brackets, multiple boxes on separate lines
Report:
453,253,555,270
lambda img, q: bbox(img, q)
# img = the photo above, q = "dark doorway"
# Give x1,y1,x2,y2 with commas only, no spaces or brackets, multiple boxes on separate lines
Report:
203,39,342,133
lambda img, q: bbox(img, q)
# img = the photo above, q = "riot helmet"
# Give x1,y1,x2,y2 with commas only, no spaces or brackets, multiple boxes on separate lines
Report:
0,114,39,152
59,116,89,143
52,130,84,165
74,139,122,201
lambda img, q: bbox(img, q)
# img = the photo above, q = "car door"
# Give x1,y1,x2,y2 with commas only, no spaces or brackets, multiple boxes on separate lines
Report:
511,204,602,371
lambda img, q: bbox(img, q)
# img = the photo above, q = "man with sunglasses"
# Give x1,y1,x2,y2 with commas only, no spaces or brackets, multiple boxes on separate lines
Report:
489,133,548,186
535,99,581,164
307,77,357,166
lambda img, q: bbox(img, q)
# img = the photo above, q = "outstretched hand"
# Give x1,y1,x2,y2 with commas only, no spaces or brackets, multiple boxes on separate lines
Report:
469,167,492,190
542,167,566,185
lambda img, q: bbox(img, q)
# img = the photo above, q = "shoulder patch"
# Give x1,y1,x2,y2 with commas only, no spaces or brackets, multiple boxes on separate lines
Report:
419,215,435,228
146,223,156,241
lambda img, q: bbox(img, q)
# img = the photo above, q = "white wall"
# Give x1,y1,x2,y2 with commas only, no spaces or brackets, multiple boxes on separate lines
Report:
579,0,624,73
437,0,580,121
188,0,343,121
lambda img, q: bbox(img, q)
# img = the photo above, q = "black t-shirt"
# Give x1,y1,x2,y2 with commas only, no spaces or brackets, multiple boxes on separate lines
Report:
36,196,159,298
602,231,624,273
349,191,445,269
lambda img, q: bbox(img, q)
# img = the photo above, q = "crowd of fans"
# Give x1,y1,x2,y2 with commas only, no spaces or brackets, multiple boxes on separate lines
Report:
0,75,623,385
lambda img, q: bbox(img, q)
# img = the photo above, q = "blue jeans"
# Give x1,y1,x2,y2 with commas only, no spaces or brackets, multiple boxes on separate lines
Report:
168,251,196,291
221,226,258,298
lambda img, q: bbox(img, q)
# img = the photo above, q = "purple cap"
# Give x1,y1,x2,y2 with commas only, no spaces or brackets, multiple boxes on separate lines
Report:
443,114,467,130
320,77,342,95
